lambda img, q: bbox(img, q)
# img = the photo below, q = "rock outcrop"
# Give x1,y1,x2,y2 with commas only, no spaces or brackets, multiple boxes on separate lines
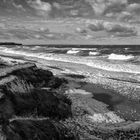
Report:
1,118,78,140
0,62,77,140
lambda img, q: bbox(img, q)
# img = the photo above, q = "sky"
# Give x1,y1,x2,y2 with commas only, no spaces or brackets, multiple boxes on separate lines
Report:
0,0,140,44
0,0,140,20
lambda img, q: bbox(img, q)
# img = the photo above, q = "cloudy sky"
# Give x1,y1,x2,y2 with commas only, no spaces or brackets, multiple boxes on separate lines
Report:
0,0,139,20
0,0,139,44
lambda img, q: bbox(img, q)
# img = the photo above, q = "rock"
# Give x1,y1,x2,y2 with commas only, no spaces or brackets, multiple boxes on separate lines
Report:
8,89,72,119
1,118,79,140
0,81,71,120
0,63,70,120
0,63,36,77
0,63,74,139
0,63,66,89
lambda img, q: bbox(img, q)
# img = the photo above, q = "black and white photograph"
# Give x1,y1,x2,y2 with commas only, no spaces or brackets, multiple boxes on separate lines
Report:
0,0,140,139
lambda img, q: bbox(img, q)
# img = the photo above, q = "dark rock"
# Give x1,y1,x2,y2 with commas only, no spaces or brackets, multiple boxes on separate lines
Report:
0,88,72,120
0,63,36,78
0,63,67,89
12,66,53,87
48,77,68,89
1,118,79,140
0,63,74,140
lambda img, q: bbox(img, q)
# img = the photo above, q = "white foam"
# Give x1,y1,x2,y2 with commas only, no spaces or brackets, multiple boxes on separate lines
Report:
67,50,80,54
124,48,129,50
89,51,100,56
108,53,134,60
0,47,140,74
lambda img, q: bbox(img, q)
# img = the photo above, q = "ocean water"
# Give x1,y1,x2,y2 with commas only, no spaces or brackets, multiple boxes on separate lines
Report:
0,45,140,74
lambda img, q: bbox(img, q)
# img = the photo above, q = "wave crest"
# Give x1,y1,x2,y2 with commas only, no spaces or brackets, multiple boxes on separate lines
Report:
67,49,80,55
0,47,140,74
108,53,134,60
89,51,100,56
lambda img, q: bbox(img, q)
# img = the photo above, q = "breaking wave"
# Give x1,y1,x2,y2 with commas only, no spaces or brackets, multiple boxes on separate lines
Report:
89,51,100,56
108,53,134,60
67,49,80,55
0,46,140,74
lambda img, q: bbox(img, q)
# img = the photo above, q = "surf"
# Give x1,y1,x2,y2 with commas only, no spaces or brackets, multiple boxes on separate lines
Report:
0,46,140,74
108,53,134,60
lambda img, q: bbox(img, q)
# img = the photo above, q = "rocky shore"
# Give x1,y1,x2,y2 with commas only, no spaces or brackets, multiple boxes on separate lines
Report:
0,57,139,140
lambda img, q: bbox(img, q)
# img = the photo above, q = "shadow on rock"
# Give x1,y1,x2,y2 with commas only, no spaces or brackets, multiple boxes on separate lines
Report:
0,87,72,121
1,118,79,140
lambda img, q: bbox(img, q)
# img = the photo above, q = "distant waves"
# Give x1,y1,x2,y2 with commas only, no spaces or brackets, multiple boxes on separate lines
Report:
0,45,140,74
108,53,134,61
66,48,100,56
2,45,139,57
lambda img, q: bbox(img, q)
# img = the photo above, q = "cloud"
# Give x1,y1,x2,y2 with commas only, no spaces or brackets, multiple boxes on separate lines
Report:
86,20,104,31
86,0,128,16
117,11,133,22
12,3,26,11
127,3,140,15
103,22,137,37
86,0,140,22
1,0,139,19
28,0,52,15
104,0,127,15
87,20,137,37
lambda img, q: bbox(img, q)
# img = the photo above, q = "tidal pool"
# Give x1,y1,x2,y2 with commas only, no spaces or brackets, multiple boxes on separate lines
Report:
81,83,140,121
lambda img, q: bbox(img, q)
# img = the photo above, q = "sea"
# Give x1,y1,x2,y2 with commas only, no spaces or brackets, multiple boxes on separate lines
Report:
0,45,140,73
